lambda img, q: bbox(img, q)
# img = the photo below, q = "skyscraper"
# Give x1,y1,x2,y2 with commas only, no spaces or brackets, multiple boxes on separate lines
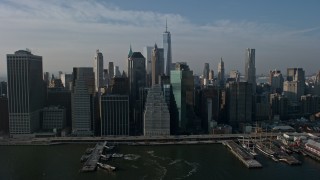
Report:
127,48,146,135
100,95,129,136
71,67,95,136
269,69,284,93
226,82,252,127
283,68,305,102
218,58,225,86
144,84,170,136
163,20,172,75
152,43,164,85
203,63,209,80
93,49,104,92
143,46,153,87
171,63,194,133
108,62,114,79
245,48,256,93
7,50,44,135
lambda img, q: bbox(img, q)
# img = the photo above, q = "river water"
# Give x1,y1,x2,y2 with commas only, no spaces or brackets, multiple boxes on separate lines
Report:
0,144,320,180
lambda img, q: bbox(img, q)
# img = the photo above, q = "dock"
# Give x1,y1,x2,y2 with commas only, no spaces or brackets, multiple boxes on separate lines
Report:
81,141,107,172
223,141,262,168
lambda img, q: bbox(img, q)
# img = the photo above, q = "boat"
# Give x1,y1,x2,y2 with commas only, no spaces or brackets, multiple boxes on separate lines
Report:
256,142,275,158
100,154,110,161
238,136,258,156
112,153,123,158
97,162,116,171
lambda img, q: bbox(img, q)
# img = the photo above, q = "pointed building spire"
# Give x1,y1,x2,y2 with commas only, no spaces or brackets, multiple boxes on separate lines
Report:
128,44,133,58
165,18,168,32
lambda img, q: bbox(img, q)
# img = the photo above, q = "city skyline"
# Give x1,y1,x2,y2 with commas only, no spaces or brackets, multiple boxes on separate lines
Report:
0,0,320,76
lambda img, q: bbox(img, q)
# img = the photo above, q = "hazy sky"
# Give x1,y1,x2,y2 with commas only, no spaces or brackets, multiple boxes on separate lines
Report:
1,0,320,76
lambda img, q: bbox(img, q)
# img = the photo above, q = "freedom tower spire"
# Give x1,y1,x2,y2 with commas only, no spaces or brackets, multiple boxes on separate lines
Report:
163,19,172,75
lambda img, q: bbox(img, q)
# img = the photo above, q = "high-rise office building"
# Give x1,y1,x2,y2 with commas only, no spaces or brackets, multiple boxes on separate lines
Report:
163,20,172,75
44,72,50,86
71,67,95,136
245,48,256,93
269,69,284,93
218,58,225,86
7,50,44,135
143,46,153,87
94,49,104,92
42,106,66,130
203,63,210,80
108,62,114,79
270,93,288,120
226,82,252,127
283,68,305,102
100,95,129,136
209,70,214,80
152,44,164,85
171,63,194,133
144,84,170,136
127,48,146,135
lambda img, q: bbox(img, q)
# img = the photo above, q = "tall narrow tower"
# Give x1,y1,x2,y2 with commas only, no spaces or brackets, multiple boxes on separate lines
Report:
163,19,172,75
245,48,256,93
93,49,103,92
151,43,164,85
218,57,225,86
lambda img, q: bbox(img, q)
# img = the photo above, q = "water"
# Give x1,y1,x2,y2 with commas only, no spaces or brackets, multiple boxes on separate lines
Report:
0,144,320,180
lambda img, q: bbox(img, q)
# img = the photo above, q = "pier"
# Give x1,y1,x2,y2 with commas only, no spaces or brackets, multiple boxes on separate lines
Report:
223,141,262,169
81,141,107,172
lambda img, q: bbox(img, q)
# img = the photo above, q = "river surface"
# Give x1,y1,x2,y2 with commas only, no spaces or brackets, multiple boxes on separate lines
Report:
0,144,320,180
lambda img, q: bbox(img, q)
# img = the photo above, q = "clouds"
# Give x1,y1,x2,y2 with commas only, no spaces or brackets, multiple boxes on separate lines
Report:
0,0,319,76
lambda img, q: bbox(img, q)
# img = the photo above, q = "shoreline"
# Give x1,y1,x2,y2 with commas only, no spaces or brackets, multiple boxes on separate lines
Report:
0,133,278,146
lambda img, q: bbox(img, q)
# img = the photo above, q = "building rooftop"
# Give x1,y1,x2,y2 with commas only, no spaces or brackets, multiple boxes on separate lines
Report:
130,52,144,59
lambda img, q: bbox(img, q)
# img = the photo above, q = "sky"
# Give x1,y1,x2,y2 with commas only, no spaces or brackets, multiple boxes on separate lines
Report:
0,0,320,76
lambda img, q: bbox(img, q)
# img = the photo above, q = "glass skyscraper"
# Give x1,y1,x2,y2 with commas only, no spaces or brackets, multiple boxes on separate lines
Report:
163,21,172,75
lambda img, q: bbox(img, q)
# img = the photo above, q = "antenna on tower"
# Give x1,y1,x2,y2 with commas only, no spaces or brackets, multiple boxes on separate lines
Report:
165,18,168,32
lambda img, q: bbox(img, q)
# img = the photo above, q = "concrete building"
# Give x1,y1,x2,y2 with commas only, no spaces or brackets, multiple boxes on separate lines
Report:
269,70,284,93
270,93,289,120
47,88,72,128
42,106,66,130
171,63,194,133
163,20,172,75
284,68,305,102
0,97,9,134
301,94,320,115
226,82,252,127
108,76,129,95
151,44,164,85
144,85,170,136
94,50,104,92
100,95,129,136
71,67,95,136
143,46,153,87
229,70,240,83
7,50,44,135
245,48,256,94
60,73,73,91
